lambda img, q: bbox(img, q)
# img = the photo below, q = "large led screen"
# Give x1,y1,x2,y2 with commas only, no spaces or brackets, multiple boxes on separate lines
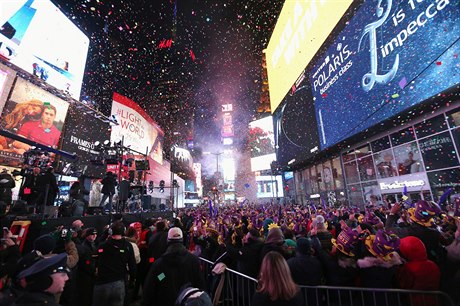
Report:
111,92,164,165
249,116,276,172
265,0,353,113
0,77,69,166
0,0,89,99
60,104,111,178
310,0,460,150
274,78,320,168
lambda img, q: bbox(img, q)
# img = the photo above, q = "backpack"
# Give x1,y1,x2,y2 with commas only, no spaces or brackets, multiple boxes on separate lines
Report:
175,286,212,306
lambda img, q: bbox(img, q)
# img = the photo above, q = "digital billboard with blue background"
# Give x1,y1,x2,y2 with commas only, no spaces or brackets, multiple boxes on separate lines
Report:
310,0,460,150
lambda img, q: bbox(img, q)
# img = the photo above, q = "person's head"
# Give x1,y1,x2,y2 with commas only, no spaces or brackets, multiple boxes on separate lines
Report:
33,234,56,255
257,251,299,301
383,152,393,162
407,151,414,160
167,227,183,244
125,226,138,240
41,105,56,127
17,253,69,294
110,221,126,237
3,99,44,129
83,228,97,242
72,220,84,231
32,167,41,175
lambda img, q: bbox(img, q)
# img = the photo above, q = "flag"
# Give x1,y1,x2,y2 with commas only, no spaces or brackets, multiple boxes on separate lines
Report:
321,197,327,210
208,199,213,217
438,188,453,206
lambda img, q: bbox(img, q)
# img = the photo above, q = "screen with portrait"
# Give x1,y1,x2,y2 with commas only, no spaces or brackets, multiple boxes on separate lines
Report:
0,0,89,99
249,116,276,172
0,77,69,166
60,104,111,178
309,0,460,150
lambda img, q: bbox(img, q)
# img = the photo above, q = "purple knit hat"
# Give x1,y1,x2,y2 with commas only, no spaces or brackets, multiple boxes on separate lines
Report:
331,227,360,257
365,229,400,260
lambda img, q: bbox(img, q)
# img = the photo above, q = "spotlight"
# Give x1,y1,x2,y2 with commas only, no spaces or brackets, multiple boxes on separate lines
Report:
103,140,110,146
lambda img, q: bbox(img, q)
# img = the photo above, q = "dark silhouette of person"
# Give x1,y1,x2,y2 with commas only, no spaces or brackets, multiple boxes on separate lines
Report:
99,172,118,213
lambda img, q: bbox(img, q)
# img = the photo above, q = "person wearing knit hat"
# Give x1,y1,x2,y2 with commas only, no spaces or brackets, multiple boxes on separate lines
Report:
33,234,56,256
142,226,205,306
13,253,69,306
260,224,291,261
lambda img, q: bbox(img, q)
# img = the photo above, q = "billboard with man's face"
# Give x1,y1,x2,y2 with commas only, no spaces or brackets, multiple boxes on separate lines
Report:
0,77,69,166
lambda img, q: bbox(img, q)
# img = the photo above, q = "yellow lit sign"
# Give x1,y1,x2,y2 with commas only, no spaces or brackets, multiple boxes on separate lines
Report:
266,0,353,113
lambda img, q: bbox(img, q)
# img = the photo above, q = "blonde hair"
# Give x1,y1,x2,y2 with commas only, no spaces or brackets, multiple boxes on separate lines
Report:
257,251,299,301
3,99,44,129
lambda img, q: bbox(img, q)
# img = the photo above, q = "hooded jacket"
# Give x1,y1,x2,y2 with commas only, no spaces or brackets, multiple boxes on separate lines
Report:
141,242,205,306
398,236,440,290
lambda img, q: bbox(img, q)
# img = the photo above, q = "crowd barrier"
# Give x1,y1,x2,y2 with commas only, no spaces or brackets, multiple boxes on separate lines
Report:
198,257,455,306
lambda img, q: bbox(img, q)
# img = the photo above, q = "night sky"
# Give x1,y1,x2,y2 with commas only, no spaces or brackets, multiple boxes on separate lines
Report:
53,0,283,162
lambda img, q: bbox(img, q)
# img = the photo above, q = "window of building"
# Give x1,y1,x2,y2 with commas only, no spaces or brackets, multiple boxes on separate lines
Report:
344,161,359,184
347,184,364,207
415,114,449,139
362,181,381,205
447,110,460,128
342,150,356,163
374,149,398,179
357,155,376,182
371,136,391,153
332,157,344,189
393,141,424,176
419,132,459,171
391,126,416,146
355,144,372,159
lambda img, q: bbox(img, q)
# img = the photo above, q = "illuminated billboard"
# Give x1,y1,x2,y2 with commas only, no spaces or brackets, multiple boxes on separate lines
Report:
111,92,164,165
249,116,276,172
0,77,70,166
265,0,353,113
0,0,89,99
311,0,460,150
274,76,320,167
60,104,111,178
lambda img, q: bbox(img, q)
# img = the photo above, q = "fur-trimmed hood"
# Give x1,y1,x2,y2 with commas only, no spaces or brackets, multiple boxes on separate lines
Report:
357,253,402,269
338,256,357,269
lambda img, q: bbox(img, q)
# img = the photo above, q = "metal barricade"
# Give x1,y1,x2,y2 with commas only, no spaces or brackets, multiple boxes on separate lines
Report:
198,258,455,306
199,257,258,306
297,285,455,306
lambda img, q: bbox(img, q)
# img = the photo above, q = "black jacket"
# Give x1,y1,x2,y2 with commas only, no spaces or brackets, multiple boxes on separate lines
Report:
95,237,136,284
226,238,263,278
101,174,117,195
142,242,205,306
148,230,168,262
11,291,60,306
287,253,323,286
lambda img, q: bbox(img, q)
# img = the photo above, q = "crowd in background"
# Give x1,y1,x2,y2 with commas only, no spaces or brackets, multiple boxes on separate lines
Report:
0,193,459,305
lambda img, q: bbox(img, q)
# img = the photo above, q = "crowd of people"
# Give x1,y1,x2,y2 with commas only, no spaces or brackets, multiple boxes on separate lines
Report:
0,194,459,306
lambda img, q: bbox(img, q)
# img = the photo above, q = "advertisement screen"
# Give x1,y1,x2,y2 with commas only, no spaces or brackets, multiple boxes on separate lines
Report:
0,62,16,113
0,0,89,99
310,0,460,150
265,0,353,113
0,77,69,166
60,104,111,178
274,78,320,168
111,92,164,165
249,116,276,172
